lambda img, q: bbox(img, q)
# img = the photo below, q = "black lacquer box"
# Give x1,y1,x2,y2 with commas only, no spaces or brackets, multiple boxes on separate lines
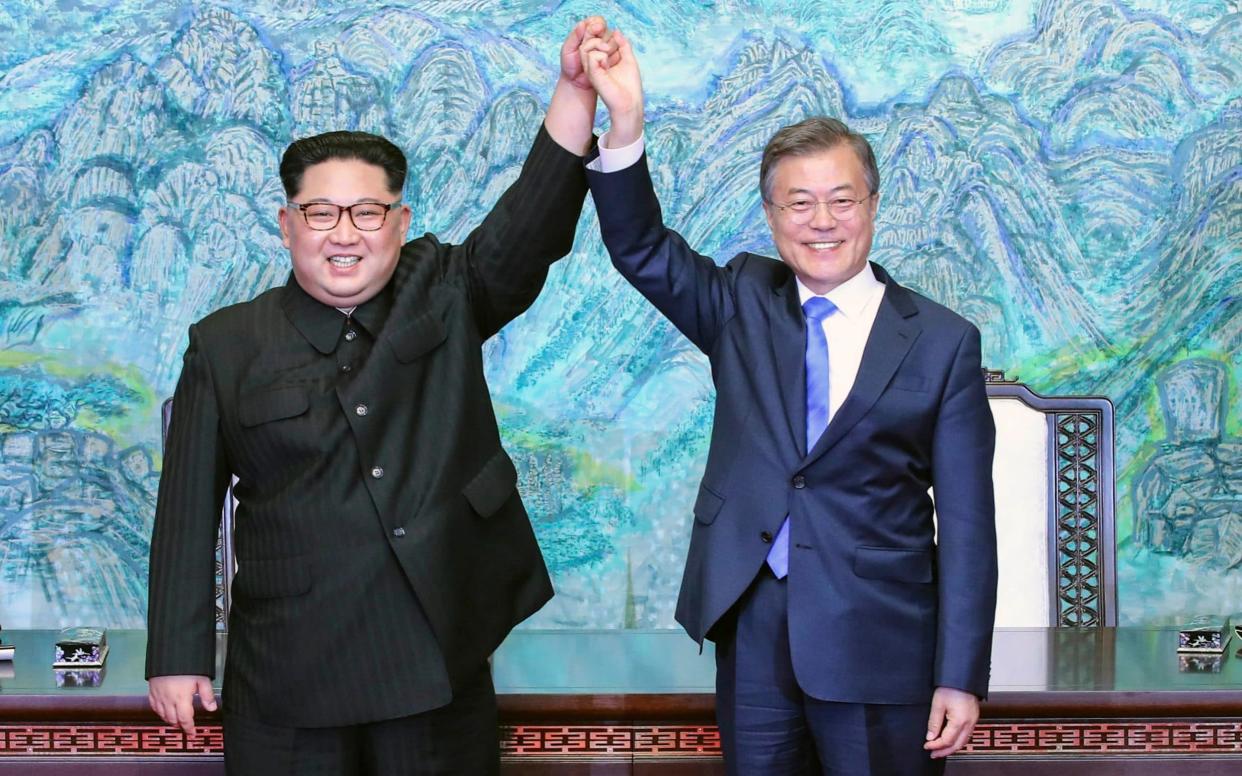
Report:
53,627,109,668
1177,616,1231,654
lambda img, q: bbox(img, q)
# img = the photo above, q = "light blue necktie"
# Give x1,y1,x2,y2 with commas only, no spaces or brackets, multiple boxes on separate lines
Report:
767,296,836,578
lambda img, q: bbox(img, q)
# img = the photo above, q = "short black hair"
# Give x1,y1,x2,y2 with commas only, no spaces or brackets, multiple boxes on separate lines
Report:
279,131,407,199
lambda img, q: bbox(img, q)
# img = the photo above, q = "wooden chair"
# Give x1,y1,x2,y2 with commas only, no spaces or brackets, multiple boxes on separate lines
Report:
984,371,1116,627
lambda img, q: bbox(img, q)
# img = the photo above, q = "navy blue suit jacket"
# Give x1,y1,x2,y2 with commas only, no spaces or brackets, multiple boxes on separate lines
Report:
587,154,998,703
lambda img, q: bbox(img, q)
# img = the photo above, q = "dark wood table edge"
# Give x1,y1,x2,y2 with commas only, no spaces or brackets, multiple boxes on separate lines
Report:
500,691,1242,721
5,690,1242,722
979,690,1242,718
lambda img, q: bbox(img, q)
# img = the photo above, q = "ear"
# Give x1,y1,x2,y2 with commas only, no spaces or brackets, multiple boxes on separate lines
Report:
278,206,293,249
398,203,413,238
763,200,778,234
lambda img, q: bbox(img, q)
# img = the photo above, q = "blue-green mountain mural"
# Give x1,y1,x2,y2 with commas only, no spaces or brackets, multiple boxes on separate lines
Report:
1,0,1239,629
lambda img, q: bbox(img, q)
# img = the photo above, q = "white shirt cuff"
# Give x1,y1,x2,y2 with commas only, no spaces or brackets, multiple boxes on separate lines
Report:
587,132,645,173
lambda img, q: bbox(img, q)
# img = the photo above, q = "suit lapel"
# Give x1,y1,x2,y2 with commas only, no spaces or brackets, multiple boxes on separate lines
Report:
802,267,921,466
768,269,808,457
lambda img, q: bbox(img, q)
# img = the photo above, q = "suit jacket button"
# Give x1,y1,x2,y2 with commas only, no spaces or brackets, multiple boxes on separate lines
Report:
355,403,368,416
371,466,385,479
760,531,773,543
792,475,806,489
392,527,406,538
345,330,358,342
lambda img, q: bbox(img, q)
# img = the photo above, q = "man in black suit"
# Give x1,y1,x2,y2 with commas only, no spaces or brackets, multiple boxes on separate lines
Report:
146,18,617,775
578,33,997,775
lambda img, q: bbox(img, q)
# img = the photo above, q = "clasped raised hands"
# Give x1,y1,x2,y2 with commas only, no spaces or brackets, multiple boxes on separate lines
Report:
579,28,644,147
546,15,622,155
561,16,621,91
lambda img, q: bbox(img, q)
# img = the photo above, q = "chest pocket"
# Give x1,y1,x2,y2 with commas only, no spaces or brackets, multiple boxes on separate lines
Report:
693,483,724,525
235,386,320,475
388,313,447,363
239,387,310,427
890,374,930,393
463,449,518,518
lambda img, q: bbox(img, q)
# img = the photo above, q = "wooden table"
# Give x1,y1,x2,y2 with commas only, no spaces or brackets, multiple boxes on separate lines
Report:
2,628,1240,773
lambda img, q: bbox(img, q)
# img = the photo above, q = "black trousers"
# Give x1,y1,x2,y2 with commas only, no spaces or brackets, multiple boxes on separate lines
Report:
223,662,498,776
714,567,945,776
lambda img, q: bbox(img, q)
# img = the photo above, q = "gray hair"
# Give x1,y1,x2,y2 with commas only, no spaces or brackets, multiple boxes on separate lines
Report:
759,117,879,202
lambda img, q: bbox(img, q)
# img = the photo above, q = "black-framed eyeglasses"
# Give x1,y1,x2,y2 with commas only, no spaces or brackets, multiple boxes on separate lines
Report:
769,193,875,224
287,200,402,231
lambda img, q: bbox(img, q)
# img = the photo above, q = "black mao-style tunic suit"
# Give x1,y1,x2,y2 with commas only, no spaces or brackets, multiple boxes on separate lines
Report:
146,126,586,727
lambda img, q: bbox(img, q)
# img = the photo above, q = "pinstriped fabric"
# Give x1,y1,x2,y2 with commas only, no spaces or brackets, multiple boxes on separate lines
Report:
147,125,586,729
360,663,499,775
147,326,230,679
224,712,362,775
222,662,497,775
459,123,589,341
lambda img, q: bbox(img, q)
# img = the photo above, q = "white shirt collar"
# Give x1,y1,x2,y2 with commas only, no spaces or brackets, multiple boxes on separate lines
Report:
795,263,884,318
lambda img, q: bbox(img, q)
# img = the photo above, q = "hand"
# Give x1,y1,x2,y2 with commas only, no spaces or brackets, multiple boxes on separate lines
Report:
579,29,643,146
148,674,217,736
560,16,619,91
923,686,980,759
545,16,621,154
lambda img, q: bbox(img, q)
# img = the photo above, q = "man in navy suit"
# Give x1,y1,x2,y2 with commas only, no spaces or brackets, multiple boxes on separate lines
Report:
578,33,997,775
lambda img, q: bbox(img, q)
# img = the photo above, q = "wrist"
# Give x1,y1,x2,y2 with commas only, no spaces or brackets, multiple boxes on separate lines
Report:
607,107,644,147
545,78,596,157
558,73,592,94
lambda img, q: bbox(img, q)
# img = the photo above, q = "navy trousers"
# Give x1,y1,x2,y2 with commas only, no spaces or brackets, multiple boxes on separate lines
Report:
223,662,498,775
714,567,945,776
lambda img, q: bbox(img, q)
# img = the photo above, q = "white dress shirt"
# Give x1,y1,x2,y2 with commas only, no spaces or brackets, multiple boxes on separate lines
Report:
797,270,885,424
589,131,646,172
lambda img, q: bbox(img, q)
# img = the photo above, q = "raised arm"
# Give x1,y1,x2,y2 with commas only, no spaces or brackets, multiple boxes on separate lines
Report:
545,16,615,155
579,30,736,354
451,17,620,339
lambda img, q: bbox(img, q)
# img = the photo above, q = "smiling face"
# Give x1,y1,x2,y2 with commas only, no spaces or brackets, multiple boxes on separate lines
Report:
763,144,878,295
278,158,412,308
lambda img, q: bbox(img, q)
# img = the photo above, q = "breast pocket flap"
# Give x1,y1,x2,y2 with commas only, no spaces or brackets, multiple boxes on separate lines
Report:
890,374,931,392
853,546,934,583
239,387,309,427
463,449,518,518
693,484,724,525
388,315,448,363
